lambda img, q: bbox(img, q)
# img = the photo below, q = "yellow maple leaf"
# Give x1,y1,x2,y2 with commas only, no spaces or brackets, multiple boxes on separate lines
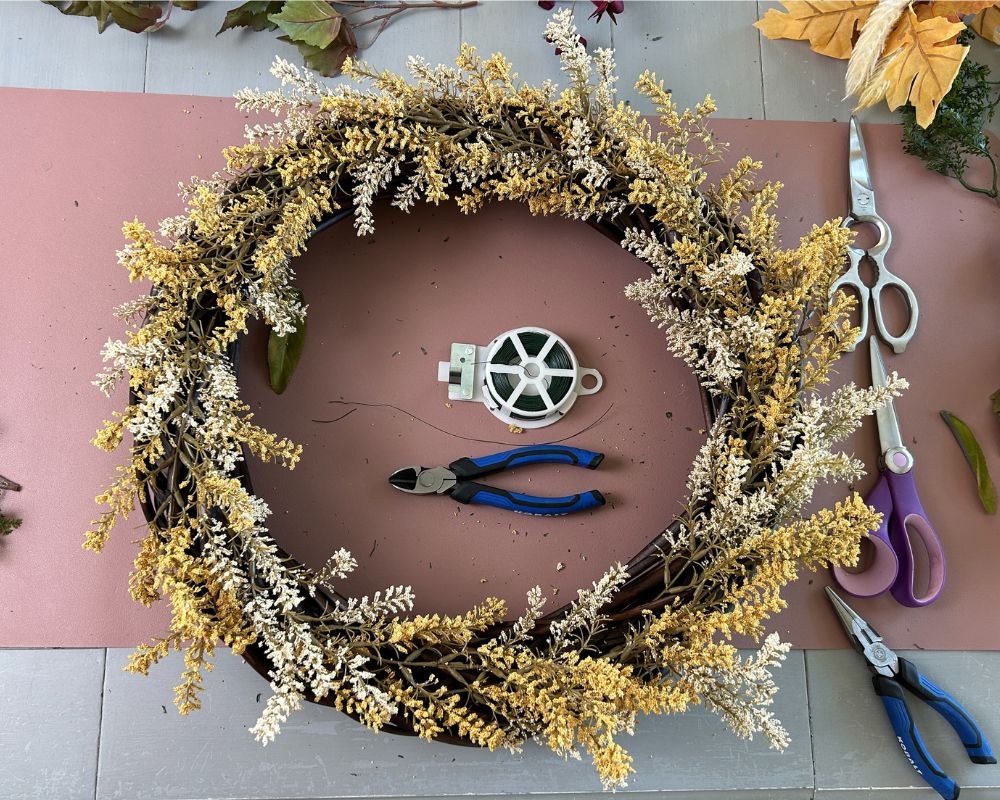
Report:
930,1,1000,19
859,7,969,128
755,1,877,59
884,2,965,47
972,5,1000,42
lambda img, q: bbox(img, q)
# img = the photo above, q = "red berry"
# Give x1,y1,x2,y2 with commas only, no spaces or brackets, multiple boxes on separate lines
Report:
609,0,624,13
538,0,556,8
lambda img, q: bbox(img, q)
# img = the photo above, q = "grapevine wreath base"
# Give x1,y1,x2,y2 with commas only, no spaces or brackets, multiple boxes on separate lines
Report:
89,11,904,789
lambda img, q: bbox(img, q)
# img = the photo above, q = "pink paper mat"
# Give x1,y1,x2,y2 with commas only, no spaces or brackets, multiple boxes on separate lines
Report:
1,87,998,649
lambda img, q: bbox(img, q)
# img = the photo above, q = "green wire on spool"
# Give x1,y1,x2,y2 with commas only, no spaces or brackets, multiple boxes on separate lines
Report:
489,330,574,414
437,325,603,429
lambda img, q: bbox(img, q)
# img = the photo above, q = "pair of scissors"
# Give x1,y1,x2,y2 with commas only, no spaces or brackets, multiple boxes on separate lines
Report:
826,587,996,800
832,337,946,606
831,116,919,354
389,444,605,515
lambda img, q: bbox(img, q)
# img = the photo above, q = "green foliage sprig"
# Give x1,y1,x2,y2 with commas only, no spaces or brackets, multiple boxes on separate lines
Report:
0,514,21,537
901,55,1000,205
0,475,22,537
43,0,476,77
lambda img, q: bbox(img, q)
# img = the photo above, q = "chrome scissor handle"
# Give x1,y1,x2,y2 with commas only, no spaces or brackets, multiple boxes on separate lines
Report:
870,267,918,354
834,214,918,354
831,246,869,352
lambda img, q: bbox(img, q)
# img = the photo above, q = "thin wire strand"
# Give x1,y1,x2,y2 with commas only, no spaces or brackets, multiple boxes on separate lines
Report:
311,408,357,424
325,399,615,446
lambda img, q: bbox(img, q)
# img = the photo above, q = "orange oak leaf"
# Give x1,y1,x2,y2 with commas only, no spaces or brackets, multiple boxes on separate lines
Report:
859,7,969,127
755,1,877,59
972,5,1000,42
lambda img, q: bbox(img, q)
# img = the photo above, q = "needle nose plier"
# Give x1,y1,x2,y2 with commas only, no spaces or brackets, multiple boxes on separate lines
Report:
389,444,605,516
826,587,995,800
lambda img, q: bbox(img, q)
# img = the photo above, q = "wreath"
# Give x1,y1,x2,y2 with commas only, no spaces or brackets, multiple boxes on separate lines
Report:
88,11,904,789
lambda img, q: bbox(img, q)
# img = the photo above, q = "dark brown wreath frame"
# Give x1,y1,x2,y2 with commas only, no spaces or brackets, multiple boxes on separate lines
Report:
133,175,754,744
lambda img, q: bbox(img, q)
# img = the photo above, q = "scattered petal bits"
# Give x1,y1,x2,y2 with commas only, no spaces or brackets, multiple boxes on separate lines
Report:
556,562,565,572
508,424,524,434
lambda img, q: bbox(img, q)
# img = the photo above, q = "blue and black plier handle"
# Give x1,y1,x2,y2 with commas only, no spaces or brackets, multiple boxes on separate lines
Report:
874,658,996,800
826,587,996,800
389,444,605,516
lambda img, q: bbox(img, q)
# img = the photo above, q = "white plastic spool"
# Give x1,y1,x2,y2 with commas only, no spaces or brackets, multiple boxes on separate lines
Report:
436,326,603,429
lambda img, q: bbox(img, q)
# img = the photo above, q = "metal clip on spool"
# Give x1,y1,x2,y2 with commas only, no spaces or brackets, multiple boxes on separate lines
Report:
437,326,603,429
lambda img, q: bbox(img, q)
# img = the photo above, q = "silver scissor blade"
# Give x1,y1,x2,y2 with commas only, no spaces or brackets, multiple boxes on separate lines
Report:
825,586,868,656
848,115,877,217
870,336,904,453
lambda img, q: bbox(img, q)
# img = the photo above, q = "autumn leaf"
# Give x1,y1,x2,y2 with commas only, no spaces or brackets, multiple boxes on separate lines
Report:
755,1,877,59
941,410,997,514
859,7,969,128
972,5,1000,42
930,1,999,19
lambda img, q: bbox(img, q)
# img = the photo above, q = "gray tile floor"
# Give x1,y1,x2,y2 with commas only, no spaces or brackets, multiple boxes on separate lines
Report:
1,1,999,798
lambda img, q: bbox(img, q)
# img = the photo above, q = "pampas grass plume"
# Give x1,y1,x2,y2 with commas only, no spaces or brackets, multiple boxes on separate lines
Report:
845,0,910,99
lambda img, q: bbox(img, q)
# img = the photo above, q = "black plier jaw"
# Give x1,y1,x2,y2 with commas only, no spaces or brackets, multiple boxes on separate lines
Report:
388,465,456,495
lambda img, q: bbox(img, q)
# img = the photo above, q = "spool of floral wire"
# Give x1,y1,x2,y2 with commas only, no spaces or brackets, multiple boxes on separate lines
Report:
437,326,603,428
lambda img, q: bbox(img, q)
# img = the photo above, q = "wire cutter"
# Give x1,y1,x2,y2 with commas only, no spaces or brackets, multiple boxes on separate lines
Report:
826,587,995,800
832,336,945,606
831,115,919,353
389,444,605,516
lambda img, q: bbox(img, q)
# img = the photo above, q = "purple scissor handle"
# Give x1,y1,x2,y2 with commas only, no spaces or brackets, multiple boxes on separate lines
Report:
832,338,946,606
833,473,899,598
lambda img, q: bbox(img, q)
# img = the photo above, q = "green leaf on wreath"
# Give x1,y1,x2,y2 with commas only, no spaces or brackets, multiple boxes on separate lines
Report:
218,1,283,34
269,0,342,49
43,1,112,32
108,2,165,33
940,409,997,515
267,289,307,395
277,33,356,77
44,1,167,34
